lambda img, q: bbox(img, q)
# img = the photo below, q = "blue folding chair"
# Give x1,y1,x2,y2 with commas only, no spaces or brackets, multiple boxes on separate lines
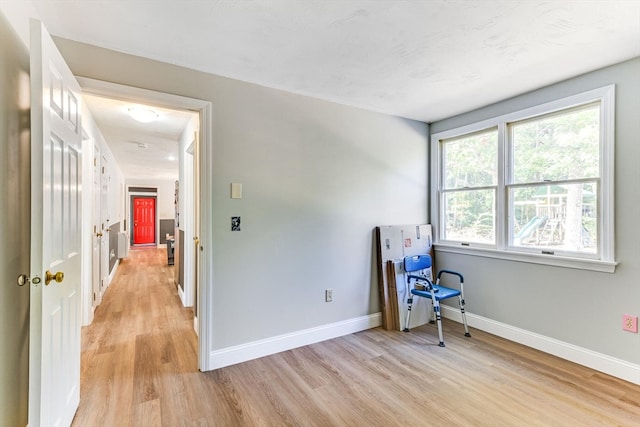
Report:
403,254,470,347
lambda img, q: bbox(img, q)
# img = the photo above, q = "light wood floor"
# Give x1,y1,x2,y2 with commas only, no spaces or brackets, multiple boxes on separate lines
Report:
72,248,640,426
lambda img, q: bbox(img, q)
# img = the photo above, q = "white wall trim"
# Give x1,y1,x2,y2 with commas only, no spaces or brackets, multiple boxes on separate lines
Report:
178,283,186,306
440,305,640,385
106,259,119,289
198,101,214,371
209,313,382,370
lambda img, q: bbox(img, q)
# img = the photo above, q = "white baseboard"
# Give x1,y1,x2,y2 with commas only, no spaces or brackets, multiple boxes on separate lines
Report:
441,305,640,385
107,259,119,288
178,283,185,306
209,313,382,370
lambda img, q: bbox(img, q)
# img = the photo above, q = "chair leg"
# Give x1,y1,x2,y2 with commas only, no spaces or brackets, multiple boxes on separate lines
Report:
429,300,436,324
432,298,445,347
403,296,414,332
458,295,471,338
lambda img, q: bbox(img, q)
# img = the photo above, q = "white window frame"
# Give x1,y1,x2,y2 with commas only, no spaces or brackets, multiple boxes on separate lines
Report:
431,85,616,273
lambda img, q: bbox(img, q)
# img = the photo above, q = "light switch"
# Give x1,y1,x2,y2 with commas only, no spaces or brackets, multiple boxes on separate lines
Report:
231,183,242,199
231,216,241,231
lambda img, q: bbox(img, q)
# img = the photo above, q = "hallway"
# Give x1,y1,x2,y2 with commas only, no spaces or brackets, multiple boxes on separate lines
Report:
72,248,201,426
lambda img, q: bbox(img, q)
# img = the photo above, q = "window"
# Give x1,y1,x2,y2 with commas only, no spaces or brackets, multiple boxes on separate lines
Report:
441,128,498,245
432,86,615,272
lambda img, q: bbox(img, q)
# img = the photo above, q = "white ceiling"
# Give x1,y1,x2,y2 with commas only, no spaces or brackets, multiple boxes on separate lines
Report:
83,94,195,181
12,0,640,122
3,1,640,179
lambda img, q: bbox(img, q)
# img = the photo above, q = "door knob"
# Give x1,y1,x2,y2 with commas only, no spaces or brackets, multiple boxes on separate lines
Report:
96,232,103,237
45,270,64,286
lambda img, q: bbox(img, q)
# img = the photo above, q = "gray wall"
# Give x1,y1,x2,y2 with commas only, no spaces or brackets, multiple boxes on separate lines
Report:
178,229,185,291
53,37,429,350
431,58,640,364
0,11,30,427
159,219,175,244
109,221,120,272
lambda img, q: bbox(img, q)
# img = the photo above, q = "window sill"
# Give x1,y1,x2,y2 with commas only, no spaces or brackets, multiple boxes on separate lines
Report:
434,244,618,273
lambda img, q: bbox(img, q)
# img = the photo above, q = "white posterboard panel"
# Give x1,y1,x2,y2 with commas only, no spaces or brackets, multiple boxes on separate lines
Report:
376,224,433,331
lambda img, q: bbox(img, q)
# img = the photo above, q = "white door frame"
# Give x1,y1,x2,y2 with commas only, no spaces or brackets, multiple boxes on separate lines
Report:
76,77,214,371
90,140,102,319
182,138,195,309
80,131,97,327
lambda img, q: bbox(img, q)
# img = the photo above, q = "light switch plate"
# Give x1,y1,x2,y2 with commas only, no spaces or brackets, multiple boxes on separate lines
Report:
231,183,242,199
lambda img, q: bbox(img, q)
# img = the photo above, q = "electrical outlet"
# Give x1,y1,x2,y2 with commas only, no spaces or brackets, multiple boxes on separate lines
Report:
622,314,638,333
325,289,333,302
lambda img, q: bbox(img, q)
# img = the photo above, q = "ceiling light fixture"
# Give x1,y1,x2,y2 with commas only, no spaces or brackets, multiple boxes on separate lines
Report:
128,106,159,123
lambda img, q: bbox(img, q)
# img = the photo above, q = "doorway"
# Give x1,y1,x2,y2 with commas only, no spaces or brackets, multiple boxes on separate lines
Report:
77,77,213,372
132,196,156,245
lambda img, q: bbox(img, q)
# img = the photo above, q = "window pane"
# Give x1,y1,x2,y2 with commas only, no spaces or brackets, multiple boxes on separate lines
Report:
443,129,497,189
510,182,597,253
443,189,495,244
512,104,599,184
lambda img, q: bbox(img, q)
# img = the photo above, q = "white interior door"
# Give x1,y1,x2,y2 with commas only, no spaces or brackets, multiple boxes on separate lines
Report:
92,143,102,309
193,132,201,333
100,155,109,295
29,19,82,427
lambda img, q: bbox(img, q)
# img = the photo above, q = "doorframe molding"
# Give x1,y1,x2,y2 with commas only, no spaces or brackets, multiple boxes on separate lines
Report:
77,77,214,371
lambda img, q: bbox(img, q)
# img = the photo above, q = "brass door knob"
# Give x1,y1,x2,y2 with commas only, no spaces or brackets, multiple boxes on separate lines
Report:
96,232,103,237
45,270,64,286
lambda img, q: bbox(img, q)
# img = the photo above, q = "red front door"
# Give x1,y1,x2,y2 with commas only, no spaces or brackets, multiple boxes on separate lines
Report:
133,197,156,244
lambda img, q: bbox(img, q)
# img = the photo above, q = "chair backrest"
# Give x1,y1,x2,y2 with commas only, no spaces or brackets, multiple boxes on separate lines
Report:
404,254,432,273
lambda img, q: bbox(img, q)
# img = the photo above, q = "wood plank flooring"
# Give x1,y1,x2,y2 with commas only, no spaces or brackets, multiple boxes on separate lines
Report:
72,248,640,426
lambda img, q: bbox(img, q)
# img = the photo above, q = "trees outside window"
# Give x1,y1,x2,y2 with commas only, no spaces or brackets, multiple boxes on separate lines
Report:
432,86,614,267
441,129,497,244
